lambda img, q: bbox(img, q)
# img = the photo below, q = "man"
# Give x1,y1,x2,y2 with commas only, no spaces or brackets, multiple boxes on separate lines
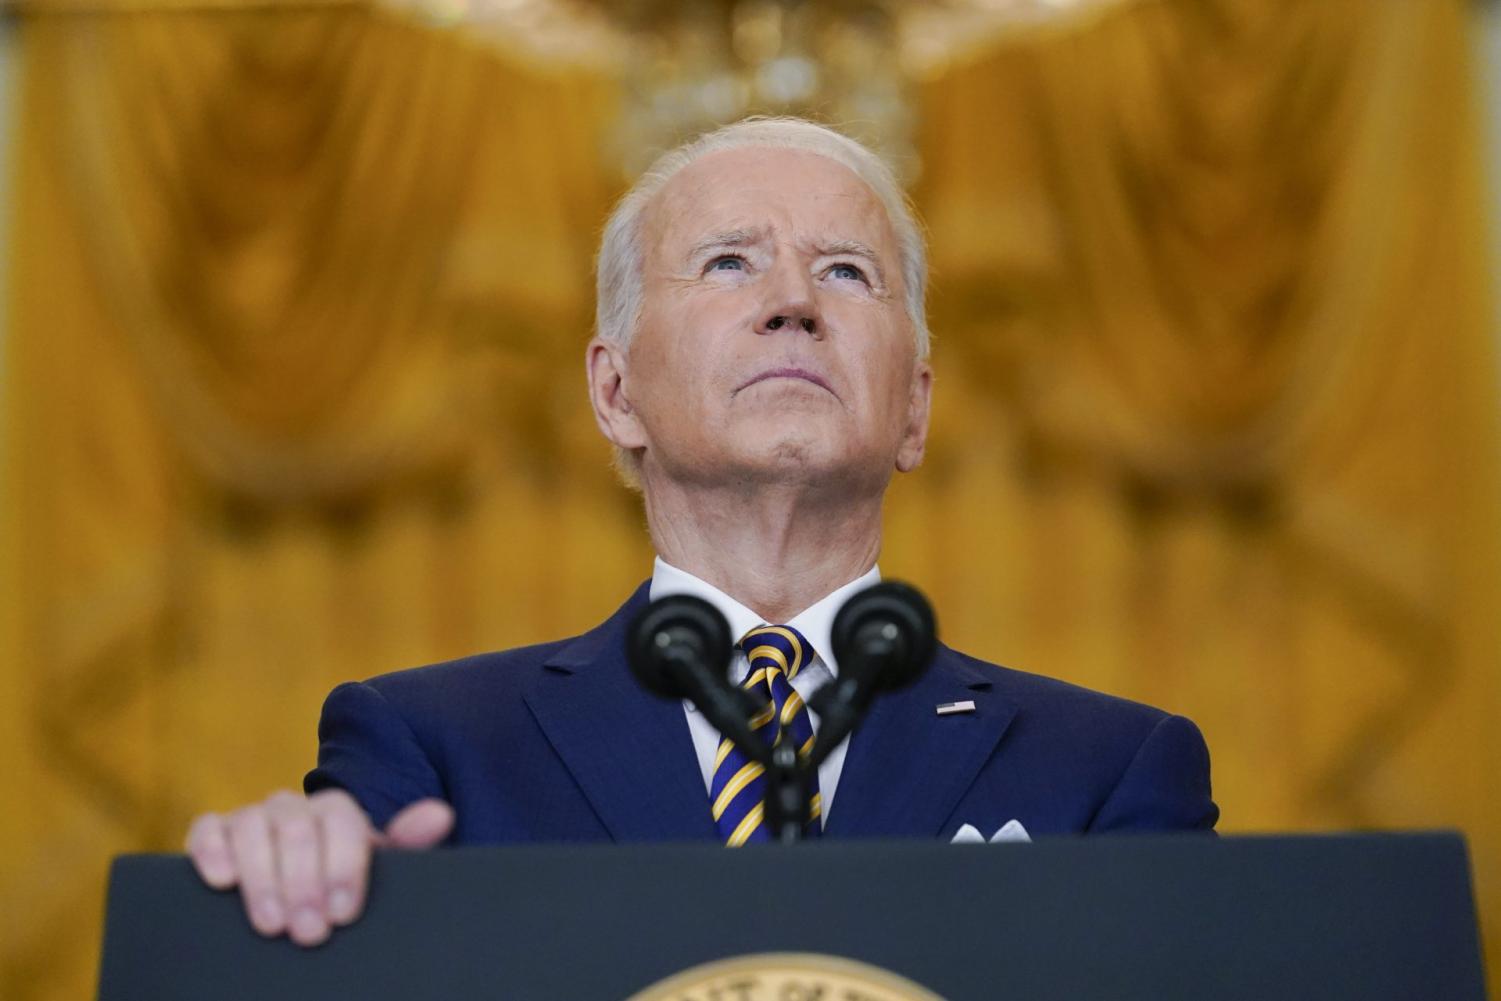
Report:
186,117,1218,947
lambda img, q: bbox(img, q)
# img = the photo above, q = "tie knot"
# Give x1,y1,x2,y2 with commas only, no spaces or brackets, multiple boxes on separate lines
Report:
739,625,812,681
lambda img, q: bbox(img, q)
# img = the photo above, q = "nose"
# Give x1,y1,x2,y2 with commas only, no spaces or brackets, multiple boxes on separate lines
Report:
763,314,817,335
755,263,821,339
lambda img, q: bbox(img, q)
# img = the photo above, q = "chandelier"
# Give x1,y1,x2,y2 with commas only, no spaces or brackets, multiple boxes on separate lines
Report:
382,0,1129,179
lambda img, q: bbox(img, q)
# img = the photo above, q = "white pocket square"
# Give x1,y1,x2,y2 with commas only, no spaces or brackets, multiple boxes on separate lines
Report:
951,820,1031,844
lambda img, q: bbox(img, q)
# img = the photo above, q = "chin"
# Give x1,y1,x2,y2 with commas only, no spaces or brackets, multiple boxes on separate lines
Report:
767,438,820,467
736,434,879,487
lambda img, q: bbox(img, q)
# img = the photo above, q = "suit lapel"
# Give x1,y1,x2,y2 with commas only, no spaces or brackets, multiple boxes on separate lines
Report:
824,644,1015,838
522,583,716,842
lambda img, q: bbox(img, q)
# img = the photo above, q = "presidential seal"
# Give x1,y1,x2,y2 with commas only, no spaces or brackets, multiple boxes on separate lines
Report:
625,952,945,1001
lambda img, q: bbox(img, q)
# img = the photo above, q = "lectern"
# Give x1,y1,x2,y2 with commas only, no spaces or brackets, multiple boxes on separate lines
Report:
99,832,1487,1000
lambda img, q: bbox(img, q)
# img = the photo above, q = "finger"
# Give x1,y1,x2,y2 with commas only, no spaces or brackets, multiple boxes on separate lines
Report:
266,791,330,947
310,790,373,927
185,813,238,890
226,806,285,937
380,798,455,849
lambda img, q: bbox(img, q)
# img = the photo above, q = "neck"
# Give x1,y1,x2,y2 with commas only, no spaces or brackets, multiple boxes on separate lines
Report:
644,477,883,623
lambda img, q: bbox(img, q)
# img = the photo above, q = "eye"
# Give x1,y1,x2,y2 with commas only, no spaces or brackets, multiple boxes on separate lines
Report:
827,262,867,283
707,255,747,272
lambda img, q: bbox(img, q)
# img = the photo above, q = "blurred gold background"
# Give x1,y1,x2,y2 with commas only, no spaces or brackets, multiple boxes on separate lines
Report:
2,0,1498,996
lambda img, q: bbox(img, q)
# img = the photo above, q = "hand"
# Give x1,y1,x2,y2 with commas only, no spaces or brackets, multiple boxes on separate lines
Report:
185,789,454,947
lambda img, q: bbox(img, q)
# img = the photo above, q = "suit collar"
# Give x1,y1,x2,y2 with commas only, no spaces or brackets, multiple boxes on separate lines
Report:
824,644,1015,838
523,582,716,842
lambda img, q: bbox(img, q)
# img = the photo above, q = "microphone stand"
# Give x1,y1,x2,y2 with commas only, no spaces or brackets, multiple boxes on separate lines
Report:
805,649,908,776
763,738,809,844
662,683,808,843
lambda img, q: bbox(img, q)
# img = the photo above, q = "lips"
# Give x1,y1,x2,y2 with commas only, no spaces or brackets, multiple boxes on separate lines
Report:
735,367,837,397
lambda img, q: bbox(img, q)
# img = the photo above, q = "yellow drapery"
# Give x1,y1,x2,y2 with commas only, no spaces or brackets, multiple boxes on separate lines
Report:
2,1,1497,997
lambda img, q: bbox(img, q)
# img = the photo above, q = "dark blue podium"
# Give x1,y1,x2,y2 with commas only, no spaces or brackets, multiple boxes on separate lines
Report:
98,832,1487,1000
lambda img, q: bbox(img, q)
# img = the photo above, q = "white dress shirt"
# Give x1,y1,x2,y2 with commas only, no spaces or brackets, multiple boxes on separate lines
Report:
649,556,880,828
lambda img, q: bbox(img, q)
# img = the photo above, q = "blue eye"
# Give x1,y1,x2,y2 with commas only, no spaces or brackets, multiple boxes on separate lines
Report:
829,263,866,282
709,256,745,271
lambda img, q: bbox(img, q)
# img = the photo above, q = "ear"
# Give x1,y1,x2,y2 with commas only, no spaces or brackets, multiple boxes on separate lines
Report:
895,362,933,473
585,337,648,451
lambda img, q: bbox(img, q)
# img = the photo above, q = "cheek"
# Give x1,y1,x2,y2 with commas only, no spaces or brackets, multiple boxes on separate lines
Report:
828,309,915,405
686,289,760,339
667,297,758,379
631,306,731,416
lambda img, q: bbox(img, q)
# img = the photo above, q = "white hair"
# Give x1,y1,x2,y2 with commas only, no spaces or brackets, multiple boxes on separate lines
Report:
595,116,930,357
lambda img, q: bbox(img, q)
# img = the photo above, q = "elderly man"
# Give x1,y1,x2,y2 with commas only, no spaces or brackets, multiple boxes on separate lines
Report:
186,117,1217,947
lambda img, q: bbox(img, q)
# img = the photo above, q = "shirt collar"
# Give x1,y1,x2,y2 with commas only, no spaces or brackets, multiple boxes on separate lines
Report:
648,556,881,679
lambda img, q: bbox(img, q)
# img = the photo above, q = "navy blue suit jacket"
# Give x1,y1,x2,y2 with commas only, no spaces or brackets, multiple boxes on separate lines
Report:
305,582,1218,841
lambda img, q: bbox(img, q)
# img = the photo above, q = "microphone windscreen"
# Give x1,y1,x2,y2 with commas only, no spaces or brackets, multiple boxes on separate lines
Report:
830,581,937,690
626,594,734,699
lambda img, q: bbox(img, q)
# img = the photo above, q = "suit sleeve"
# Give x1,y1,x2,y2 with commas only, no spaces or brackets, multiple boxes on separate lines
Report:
303,680,447,830
1087,713,1219,833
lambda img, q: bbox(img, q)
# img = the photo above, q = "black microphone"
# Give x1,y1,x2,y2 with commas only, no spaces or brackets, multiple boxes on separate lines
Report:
830,580,936,692
808,581,937,766
626,595,768,764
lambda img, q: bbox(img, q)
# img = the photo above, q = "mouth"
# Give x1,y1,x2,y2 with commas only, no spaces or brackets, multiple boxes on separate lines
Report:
734,367,838,398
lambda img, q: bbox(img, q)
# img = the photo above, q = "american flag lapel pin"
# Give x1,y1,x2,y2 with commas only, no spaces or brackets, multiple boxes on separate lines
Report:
936,700,976,716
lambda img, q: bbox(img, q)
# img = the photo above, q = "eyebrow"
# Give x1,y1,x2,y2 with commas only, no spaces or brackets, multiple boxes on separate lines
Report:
816,238,880,260
685,229,764,262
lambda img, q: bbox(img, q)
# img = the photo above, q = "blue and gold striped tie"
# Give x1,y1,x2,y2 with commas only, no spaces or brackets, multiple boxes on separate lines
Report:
709,625,822,845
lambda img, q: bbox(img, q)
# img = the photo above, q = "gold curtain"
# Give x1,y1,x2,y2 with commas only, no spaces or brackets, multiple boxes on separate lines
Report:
1,7,635,995
2,0,1497,997
907,0,1501,965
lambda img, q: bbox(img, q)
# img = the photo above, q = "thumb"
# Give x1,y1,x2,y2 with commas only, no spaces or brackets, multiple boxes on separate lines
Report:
379,798,455,849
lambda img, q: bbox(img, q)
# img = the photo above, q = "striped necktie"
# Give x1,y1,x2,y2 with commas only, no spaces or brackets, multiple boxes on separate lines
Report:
709,624,822,845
